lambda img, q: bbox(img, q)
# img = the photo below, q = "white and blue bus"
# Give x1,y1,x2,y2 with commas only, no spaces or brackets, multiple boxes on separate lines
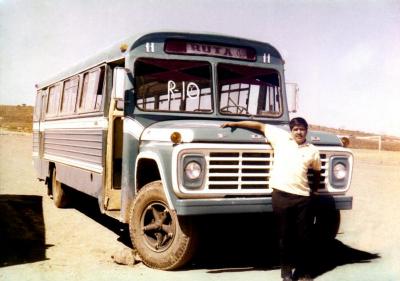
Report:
33,32,353,269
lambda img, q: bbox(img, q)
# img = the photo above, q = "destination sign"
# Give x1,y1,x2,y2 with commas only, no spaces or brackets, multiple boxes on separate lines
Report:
165,40,256,61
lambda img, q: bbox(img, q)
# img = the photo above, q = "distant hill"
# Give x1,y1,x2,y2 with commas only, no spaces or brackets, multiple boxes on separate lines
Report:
310,125,400,151
1,104,399,151
0,105,33,132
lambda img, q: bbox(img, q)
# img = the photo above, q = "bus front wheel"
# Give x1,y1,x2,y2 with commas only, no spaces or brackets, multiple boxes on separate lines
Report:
129,181,197,270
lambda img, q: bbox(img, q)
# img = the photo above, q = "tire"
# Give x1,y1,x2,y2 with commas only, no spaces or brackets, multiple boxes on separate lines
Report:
51,168,69,208
314,208,340,241
129,181,197,270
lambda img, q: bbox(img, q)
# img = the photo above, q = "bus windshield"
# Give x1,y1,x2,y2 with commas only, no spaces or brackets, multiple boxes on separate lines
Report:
217,64,282,117
135,58,213,113
135,59,282,117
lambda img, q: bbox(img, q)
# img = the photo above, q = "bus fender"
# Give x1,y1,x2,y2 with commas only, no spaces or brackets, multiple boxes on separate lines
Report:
135,151,175,211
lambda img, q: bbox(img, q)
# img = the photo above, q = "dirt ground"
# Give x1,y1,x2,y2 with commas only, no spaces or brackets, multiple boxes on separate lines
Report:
0,132,399,281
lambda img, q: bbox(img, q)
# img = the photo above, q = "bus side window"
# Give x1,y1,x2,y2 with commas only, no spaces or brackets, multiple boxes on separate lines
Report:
60,76,79,115
79,67,104,112
46,83,62,117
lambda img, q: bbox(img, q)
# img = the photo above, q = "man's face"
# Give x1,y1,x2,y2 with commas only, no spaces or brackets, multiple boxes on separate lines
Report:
291,125,307,145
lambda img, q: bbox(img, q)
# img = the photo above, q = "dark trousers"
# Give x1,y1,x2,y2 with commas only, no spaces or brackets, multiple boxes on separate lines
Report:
272,189,315,278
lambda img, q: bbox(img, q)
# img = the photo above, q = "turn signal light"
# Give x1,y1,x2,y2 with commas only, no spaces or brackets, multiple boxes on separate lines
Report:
170,132,182,144
340,137,350,147
120,43,128,53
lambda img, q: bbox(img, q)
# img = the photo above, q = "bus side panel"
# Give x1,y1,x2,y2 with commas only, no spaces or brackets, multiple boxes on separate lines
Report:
56,163,103,198
43,124,105,197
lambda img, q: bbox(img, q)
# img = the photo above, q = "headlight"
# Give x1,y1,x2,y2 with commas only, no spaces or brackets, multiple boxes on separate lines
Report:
185,161,202,180
333,163,347,180
181,154,206,189
329,157,350,189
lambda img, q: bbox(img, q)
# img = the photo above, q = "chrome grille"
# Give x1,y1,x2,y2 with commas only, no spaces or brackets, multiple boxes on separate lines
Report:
207,151,273,190
206,151,328,192
308,153,328,190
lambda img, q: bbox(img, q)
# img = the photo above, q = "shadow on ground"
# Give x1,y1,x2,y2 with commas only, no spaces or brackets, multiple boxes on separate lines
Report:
0,194,52,267
190,213,380,278
68,189,132,248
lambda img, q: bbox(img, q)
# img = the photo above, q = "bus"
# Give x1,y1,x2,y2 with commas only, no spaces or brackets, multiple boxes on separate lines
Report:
32,32,353,270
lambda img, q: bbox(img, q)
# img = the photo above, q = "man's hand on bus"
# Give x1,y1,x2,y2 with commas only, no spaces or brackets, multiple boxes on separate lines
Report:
220,122,234,128
220,121,265,133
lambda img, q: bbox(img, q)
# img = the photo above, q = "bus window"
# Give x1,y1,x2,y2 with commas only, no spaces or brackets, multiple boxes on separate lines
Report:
60,76,79,114
217,64,282,117
33,90,43,121
46,83,62,116
135,58,213,113
79,67,104,112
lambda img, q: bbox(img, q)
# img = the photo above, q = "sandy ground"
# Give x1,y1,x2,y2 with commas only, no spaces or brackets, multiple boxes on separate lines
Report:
0,132,399,281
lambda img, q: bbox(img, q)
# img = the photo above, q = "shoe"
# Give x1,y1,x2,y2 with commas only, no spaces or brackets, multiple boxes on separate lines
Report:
298,276,313,281
281,265,293,281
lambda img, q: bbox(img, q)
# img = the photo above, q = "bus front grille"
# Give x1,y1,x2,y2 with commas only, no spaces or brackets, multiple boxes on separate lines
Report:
207,151,273,191
205,151,327,193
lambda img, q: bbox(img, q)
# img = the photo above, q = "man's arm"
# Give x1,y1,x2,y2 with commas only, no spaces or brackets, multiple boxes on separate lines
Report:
220,121,265,134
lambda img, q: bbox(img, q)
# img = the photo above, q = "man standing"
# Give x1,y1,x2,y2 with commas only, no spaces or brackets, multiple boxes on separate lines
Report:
221,117,321,281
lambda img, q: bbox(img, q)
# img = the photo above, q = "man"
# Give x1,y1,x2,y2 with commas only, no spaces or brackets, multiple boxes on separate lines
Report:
221,117,321,281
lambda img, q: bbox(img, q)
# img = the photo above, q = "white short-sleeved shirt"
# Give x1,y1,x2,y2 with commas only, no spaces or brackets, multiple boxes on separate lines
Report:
265,124,321,196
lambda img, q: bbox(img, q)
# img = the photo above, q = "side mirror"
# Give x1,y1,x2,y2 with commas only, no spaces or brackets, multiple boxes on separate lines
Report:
112,67,127,110
286,82,299,113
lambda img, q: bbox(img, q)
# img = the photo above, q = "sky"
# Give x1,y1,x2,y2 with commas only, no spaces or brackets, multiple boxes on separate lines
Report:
0,0,399,136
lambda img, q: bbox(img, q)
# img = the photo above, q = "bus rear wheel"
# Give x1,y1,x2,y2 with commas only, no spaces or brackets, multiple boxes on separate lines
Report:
129,181,197,270
51,168,69,208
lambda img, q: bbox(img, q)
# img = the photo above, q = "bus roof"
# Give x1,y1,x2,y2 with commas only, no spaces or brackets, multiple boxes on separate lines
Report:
36,31,283,89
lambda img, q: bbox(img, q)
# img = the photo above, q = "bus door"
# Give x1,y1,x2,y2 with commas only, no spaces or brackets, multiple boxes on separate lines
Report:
104,67,125,211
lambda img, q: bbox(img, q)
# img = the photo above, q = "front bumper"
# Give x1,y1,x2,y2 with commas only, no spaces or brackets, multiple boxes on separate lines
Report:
174,195,352,216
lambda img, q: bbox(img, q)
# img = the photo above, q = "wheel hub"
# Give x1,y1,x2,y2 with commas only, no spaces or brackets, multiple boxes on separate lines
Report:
141,202,175,252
